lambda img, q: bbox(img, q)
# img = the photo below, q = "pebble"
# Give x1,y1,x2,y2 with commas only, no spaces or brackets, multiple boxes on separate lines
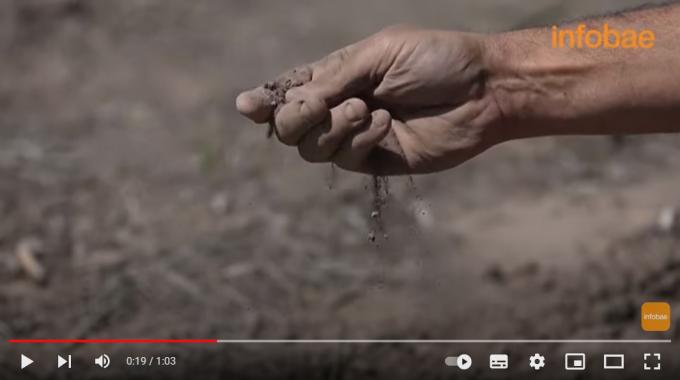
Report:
657,206,679,233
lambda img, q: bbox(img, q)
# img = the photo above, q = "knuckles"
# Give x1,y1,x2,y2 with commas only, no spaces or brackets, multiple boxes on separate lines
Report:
275,97,328,146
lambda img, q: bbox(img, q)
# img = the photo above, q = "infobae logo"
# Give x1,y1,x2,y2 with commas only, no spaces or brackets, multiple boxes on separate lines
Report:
552,23,655,49
641,302,671,332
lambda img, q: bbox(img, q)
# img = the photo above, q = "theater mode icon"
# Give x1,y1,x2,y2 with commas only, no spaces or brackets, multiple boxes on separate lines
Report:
603,354,624,369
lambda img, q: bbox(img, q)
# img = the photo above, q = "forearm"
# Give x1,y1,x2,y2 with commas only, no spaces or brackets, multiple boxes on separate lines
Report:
484,3,680,140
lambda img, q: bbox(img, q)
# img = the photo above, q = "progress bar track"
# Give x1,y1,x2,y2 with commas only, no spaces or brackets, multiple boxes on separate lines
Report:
8,339,672,344
216,339,673,344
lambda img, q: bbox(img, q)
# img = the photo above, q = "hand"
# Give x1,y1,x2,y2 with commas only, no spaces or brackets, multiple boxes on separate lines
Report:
236,26,507,175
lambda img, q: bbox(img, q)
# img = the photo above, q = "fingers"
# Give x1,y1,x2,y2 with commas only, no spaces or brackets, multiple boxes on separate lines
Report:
236,87,276,124
237,38,388,172
238,39,374,128
274,96,328,145
333,109,392,171
236,66,314,124
296,98,370,162
273,95,391,174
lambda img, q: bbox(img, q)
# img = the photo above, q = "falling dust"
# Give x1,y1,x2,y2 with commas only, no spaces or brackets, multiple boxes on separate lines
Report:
368,175,389,242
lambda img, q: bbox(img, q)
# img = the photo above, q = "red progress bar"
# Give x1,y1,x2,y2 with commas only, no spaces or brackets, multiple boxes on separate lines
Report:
8,339,217,344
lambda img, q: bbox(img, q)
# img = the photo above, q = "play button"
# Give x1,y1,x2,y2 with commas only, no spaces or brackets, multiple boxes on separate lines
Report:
457,354,472,370
21,355,34,370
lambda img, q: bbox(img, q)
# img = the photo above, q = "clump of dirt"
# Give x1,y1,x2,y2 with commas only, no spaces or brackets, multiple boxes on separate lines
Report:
262,67,312,137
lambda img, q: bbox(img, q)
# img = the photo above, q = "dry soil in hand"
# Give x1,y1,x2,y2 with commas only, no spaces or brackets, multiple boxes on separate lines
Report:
262,67,312,137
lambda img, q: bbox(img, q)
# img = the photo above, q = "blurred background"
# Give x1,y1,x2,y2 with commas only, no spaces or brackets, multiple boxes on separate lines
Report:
0,0,678,378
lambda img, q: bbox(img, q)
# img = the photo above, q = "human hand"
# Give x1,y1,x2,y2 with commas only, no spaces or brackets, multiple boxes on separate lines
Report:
236,26,507,175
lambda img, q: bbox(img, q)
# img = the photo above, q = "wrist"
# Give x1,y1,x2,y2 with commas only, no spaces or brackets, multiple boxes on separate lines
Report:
482,20,680,138
481,29,598,140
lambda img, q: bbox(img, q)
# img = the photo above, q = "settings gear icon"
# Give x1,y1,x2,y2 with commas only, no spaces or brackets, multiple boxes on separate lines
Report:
529,353,546,370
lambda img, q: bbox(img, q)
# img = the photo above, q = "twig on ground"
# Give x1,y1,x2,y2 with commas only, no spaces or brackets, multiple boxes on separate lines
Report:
16,238,46,284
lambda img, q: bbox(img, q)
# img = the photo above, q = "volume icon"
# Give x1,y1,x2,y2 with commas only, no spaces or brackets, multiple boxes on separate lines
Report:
94,354,110,369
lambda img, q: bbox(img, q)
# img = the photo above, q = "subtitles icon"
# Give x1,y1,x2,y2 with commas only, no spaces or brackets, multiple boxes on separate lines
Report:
603,354,624,370
489,354,508,369
565,353,586,370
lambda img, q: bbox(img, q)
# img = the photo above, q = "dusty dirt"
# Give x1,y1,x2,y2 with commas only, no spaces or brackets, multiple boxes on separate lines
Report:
1,0,679,379
263,67,312,137
369,175,390,243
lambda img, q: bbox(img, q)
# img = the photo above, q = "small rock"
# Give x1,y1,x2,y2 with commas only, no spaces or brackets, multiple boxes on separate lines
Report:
657,206,679,234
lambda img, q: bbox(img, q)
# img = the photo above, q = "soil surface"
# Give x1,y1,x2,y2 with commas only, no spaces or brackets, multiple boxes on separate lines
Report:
0,1,678,379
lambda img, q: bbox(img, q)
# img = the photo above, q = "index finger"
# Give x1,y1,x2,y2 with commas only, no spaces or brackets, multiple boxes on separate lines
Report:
237,66,314,124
